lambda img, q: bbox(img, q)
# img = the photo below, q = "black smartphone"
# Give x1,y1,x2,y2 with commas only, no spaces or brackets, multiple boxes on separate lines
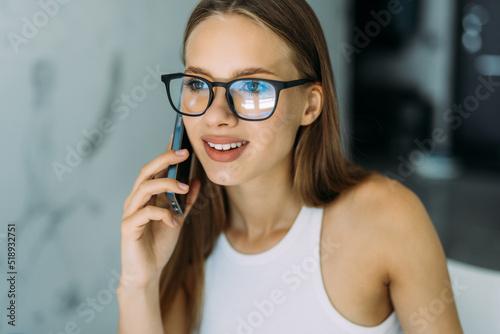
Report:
166,113,194,216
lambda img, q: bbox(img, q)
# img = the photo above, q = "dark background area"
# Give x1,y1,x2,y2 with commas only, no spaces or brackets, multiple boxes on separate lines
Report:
350,0,500,270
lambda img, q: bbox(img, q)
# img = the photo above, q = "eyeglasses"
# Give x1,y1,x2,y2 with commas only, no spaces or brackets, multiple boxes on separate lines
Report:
160,73,314,121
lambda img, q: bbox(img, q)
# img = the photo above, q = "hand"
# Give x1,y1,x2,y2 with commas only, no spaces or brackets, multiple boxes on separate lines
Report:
119,138,200,289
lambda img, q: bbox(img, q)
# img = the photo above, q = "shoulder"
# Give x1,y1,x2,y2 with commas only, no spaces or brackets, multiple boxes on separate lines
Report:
322,173,462,332
323,172,444,280
325,171,429,229
346,172,421,208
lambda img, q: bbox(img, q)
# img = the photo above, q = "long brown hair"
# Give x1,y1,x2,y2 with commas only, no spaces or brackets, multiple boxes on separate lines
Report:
159,0,373,332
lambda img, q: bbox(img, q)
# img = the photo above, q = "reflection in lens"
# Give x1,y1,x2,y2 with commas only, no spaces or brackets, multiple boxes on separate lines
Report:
230,80,275,119
170,76,210,115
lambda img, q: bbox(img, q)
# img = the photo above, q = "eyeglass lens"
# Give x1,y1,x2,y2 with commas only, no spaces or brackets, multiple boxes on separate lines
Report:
169,75,276,120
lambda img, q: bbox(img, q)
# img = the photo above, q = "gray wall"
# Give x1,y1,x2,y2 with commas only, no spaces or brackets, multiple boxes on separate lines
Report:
0,1,350,332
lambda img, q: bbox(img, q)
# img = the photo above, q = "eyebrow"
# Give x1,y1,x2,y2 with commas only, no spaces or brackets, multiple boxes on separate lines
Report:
185,66,278,79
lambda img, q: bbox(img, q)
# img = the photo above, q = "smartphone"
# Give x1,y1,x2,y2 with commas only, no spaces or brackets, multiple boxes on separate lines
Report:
166,113,194,216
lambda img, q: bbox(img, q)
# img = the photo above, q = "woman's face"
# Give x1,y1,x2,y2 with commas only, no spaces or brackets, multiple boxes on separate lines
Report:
183,14,317,186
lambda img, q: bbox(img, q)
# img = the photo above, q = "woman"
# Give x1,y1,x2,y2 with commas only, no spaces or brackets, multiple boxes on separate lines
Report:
117,0,463,333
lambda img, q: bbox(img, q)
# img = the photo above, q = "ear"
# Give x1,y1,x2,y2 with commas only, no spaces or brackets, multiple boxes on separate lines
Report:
300,83,323,126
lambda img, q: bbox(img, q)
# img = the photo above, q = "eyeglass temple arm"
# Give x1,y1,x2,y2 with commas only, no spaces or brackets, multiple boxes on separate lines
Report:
283,78,316,88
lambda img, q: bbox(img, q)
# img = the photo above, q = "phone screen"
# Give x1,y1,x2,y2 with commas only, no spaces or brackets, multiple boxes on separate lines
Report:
166,114,194,216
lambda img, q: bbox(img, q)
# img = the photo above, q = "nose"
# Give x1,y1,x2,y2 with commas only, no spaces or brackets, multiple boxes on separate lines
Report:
203,86,238,128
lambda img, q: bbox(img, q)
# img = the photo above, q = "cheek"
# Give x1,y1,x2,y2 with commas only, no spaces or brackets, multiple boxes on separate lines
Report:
249,107,301,154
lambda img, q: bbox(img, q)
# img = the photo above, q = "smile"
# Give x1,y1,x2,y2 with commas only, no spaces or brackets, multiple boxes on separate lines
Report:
206,141,247,151
202,139,250,163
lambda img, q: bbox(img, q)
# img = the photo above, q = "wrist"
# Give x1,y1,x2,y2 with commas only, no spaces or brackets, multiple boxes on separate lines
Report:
117,278,160,295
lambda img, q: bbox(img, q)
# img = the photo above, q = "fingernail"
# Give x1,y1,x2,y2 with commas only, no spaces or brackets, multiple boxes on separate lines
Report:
172,219,178,226
175,149,188,155
178,182,189,190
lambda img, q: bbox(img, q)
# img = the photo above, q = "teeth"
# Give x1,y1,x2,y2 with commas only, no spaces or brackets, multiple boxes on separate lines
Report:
207,141,247,151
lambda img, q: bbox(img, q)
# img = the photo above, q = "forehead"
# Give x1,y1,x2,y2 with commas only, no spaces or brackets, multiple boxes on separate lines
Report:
184,14,296,80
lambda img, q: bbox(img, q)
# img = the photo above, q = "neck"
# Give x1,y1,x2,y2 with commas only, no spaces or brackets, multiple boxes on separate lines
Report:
224,152,303,241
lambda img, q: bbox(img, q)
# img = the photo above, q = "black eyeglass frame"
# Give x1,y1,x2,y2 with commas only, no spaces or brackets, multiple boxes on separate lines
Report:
160,73,315,121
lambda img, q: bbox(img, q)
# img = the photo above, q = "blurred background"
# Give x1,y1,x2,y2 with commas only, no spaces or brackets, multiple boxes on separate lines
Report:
0,0,498,333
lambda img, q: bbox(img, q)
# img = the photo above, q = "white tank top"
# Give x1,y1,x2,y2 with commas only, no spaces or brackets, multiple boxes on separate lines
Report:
199,205,403,334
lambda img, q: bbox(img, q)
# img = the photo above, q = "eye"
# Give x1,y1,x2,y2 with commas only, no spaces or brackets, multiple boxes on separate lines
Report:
184,78,208,92
246,81,261,92
241,80,271,95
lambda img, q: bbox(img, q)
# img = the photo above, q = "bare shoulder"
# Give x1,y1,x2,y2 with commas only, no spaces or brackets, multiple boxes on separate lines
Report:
353,172,438,242
323,171,444,278
323,172,463,332
342,172,424,211
358,172,439,254
324,171,430,232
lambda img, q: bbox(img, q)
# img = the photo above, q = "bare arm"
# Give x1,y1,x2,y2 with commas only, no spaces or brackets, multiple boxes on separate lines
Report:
117,280,188,334
377,178,463,333
117,280,164,334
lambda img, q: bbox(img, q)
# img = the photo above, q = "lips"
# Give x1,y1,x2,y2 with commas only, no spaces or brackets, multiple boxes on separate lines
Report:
201,136,249,163
201,136,247,144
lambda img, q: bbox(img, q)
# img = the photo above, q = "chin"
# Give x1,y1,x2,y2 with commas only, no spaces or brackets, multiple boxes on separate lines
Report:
204,168,244,186
200,160,254,187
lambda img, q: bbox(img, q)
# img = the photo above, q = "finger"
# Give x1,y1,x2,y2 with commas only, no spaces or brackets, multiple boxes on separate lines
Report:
123,192,132,212
183,178,202,218
132,149,189,194
151,163,170,180
121,205,176,241
123,177,190,220
125,149,190,209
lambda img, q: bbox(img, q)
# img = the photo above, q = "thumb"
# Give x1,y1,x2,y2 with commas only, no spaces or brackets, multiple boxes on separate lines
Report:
183,178,202,217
